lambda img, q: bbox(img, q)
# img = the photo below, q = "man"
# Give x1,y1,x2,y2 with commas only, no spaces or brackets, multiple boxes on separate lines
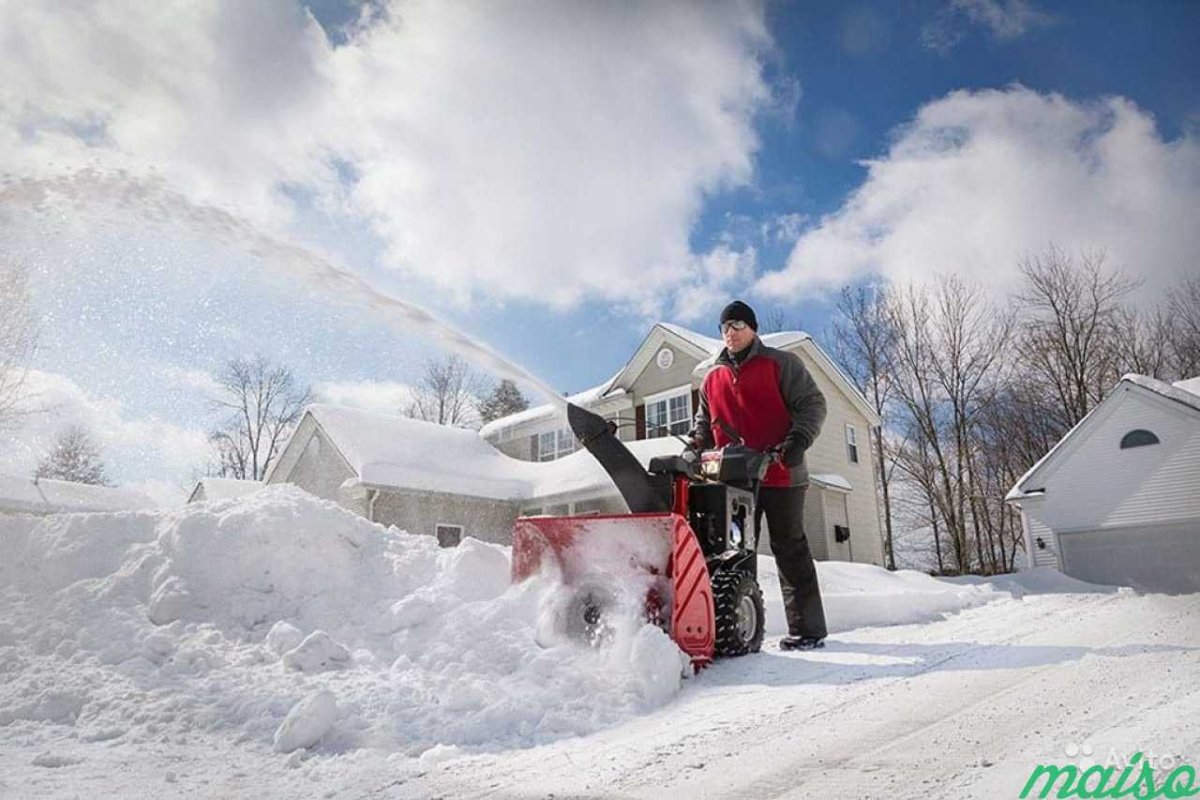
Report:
690,300,829,650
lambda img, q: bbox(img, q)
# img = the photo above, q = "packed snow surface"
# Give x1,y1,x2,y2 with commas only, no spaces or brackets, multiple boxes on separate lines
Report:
2,487,1193,799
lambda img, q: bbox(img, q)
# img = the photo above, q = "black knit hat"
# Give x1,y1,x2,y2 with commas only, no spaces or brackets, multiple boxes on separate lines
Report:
719,300,758,331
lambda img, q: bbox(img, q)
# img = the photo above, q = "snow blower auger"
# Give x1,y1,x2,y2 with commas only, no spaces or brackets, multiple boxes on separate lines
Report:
512,403,767,670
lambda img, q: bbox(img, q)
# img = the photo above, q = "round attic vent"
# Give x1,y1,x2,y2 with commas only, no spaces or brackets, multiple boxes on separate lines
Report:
655,347,674,370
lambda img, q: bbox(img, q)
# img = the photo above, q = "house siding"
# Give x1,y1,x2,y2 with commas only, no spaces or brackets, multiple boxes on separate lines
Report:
629,347,701,406
1028,389,1200,533
278,429,355,503
372,488,519,546
797,355,884,566
1023,507,1061,569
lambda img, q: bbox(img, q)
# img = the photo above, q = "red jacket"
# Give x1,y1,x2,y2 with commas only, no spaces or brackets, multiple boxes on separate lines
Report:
692,337,827,487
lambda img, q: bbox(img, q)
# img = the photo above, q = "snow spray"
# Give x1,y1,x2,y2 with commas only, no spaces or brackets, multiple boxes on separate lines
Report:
0,169,564,405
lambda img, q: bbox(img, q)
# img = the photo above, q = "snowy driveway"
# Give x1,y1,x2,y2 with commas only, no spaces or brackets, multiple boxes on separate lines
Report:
383,588,1199,799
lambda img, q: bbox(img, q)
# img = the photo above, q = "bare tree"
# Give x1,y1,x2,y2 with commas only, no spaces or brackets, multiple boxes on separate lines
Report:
1166,275,1200,379
35,424,108,485
1115,305,1173,380
760,307,801,333
210,356,313,480
887,278,1014,575
0,263,37,429
404,355,486,428
1016,246,1137,428
832,283,899,569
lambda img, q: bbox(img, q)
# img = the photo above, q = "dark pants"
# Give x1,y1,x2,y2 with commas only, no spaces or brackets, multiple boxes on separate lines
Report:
756,486,828,639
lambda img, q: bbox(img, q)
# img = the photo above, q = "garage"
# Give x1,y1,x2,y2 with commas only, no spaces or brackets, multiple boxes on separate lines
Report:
1057,522,1200,593
1007,374,1200,594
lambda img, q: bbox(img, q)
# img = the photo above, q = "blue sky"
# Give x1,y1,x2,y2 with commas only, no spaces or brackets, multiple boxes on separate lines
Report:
1,0,1197,499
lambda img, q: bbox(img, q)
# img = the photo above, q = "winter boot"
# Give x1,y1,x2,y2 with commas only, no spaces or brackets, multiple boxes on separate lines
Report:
780,635,825,651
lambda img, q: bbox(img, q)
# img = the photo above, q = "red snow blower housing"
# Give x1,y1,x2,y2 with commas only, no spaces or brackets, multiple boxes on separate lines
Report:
512,404,768,668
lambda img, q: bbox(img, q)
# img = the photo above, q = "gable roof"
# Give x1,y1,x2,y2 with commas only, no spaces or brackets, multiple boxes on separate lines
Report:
299,404,534,500
0,473,157,514
1006,374,1200,502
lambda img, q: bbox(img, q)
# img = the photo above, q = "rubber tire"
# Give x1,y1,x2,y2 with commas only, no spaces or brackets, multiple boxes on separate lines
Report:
712,569,765,657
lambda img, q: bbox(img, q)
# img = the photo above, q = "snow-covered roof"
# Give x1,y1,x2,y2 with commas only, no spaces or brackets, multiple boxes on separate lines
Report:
1173,376,1200,397
656,323,724,354
811,473,852,492
477,376,627,438
525,437,687,503
0,473,157,514
307,405,535,501
1123,374,1200,413
289,404,694,505
1006,373,1200,502
187,478,262,504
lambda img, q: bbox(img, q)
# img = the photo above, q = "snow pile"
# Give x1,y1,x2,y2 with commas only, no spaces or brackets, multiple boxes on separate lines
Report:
758,558,1025,636
0,487,690,762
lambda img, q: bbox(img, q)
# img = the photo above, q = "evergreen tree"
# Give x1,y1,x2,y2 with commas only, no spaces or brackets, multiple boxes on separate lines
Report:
35,425,109,485
478,379,529,424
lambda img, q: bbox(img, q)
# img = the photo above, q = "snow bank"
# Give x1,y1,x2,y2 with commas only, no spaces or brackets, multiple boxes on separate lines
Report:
758,558,1022,636
0,487,689,762
948,567,1123,596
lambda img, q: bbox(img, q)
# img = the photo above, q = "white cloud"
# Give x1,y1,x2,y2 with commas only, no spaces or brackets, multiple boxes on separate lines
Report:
756,87,1200,302
2,370,211,489
922,0,1053,53
315,379,410,416
0,0,773,311
672,245,758,323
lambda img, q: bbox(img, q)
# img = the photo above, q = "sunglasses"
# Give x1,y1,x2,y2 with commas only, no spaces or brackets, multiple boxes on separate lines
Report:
720,320,749,333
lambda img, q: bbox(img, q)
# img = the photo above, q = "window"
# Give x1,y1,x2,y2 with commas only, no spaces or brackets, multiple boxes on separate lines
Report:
537,428,576,461
1120,429,1159,449
845,424,859,463
435,524,462,548
644,389,691,439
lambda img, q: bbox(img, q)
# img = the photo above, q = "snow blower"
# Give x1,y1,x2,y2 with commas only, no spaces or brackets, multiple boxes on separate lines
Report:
512,404,767,668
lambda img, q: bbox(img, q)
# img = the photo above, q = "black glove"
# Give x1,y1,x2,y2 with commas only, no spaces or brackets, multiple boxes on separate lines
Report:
777,433,808,467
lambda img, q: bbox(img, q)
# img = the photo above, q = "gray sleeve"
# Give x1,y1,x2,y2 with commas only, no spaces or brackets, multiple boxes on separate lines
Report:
776,350,826,462
689,380,714,448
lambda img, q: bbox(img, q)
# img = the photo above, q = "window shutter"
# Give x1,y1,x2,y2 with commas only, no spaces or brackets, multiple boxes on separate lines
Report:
691,389,699,420
529,433,539,461
635,404,645,440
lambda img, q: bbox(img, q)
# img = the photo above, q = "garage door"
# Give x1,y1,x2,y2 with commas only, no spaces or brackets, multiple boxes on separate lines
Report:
1058,521,1200,594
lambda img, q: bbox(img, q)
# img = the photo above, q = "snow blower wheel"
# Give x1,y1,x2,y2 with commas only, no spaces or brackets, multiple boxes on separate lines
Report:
712,569,764,656
562,581,618,647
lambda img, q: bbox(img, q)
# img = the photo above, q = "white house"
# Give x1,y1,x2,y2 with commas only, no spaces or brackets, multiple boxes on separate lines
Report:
482,323,885,565
265,403,683,545
1006,374,1200,593
0,472,157,516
